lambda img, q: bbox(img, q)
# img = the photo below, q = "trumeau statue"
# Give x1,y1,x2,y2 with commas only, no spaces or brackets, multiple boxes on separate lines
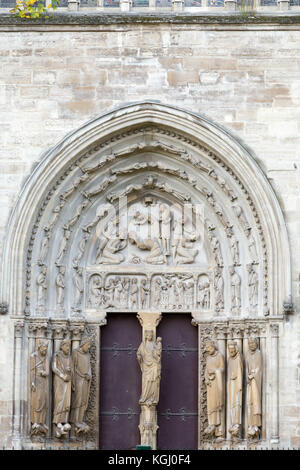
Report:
204,340,225,440
246,336,262,440
228,341,243,439
70,337,92,436
137,331,162,406
52,339,72,438
30,341,50,437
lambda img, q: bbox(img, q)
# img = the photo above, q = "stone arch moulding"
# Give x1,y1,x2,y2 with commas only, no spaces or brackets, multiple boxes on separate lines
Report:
1,100,291,320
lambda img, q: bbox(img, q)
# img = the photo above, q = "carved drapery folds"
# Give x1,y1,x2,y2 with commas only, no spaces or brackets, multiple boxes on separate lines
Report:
137,312,162,450
27,320,95,443
193,319,277,445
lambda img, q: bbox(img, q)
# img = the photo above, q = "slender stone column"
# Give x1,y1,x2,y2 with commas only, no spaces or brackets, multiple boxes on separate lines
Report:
137,311,162,450
270,323,279,443
28,321,49,438
259,323,267,440
214,323,227,440
12,321,24,449
70,323,85,350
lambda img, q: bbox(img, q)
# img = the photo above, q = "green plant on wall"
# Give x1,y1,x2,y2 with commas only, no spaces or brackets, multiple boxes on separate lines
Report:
10,0,60,19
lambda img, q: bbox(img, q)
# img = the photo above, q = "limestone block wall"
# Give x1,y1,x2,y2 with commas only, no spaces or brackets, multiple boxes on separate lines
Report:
0,17,299,448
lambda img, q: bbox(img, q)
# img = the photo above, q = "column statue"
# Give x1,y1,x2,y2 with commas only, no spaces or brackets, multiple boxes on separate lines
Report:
204,340,225,440
52,339,72,438
30,341,50,437
246,336,262,440
228,341,243,439
70,337,92,436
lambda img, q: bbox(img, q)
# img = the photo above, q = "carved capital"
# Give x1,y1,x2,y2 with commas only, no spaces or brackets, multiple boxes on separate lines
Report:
214,323,228,340
69,323,85,341
14,321,24,338
228,323,244,340
51,322,68,340
28,321,49,339
137,312,162,334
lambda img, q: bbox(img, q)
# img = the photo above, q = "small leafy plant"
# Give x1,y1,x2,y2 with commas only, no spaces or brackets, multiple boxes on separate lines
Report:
10,0,60,19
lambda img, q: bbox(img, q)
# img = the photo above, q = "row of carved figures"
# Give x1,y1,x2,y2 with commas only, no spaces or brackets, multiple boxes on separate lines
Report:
36,263,259,314
204,336,262,441
89,274,211,311
30,337,92,439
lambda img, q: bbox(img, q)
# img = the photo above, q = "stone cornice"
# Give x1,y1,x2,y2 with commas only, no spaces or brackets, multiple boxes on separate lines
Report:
2,12,300,29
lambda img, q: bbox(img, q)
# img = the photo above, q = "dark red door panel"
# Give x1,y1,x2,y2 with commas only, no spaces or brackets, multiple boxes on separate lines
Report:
157,314,198,450
99,313,141,450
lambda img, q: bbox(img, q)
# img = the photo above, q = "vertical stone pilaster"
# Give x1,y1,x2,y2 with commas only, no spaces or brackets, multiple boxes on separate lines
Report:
270,323,279,443
12,321,24,449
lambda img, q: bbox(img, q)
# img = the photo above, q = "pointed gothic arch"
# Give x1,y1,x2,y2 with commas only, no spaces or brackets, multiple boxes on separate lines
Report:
1,100,291,319
2,101,291,448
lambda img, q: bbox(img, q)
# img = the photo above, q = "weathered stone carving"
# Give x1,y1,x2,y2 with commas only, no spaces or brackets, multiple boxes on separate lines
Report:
173,233,198,265
55,266,65,313
203,340,225,440
248,264,258,310
96,226,127,265
208,232,223,267
88,274,103,307
55,230,71,266
44,201,65,232
137,328,162,450
36,266,47,308
59,173,90,201
52,339,72,438
38,232,50,266
246,228,258,264
229,233,240,266
70,337,92,436
129,231,167,265
137,330,162,406
73,233,90,268
30,341,49,437
140,279,150,309
230,267,241,312
228,341,243,439
232,205,250,231
214,267,224,312
246,336,262,440
72,267,84,312
64,200,89,230
198,275,211,310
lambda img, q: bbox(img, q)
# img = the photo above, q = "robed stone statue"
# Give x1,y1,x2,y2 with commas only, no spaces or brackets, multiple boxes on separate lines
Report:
204,340,225,439
228,341,243,438
246,336,262,440
137,330,162,406
30,341,49,437
70,337,92,435
52,339,72,438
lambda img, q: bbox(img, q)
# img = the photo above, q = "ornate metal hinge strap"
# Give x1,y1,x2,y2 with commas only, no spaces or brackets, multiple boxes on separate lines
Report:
100,407,139,421
101,343,138,356
160,408,198,421
163,343,198,357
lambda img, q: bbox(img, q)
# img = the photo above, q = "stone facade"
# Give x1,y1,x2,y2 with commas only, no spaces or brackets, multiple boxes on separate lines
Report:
0,13,299,449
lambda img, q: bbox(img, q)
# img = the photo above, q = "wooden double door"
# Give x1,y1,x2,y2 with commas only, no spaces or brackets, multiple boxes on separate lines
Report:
99,313,198,450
